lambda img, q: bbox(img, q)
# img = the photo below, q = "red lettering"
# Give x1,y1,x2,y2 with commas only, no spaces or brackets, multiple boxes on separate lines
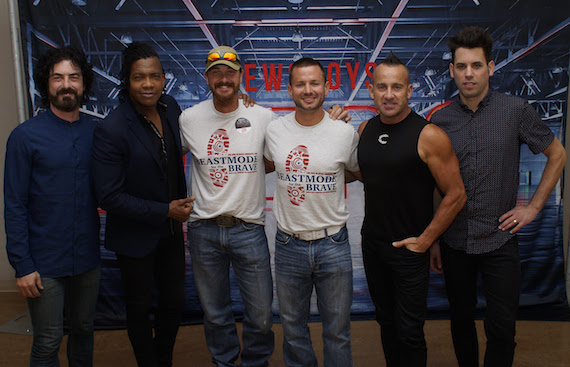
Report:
262,64,283,91
327,62,341,90
244,64,257,92
364,62,376,89
247,62,378,91
346,62,360,90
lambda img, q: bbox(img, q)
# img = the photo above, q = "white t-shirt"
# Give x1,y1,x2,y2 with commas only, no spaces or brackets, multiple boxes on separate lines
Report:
264,111,359,233
179,99,277,224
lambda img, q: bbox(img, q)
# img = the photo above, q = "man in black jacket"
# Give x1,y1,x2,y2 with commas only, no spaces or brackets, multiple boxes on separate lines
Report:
92,42,193,367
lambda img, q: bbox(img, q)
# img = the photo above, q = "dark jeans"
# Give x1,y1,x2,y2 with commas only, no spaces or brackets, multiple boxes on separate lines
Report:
27,267,100,367
362,236,429,367
441,237,521,367
117,231,185,367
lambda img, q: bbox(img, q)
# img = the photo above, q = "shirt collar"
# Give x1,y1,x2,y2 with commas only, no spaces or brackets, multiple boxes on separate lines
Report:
456,89,494,113
128,94,168,121
46,108,82,125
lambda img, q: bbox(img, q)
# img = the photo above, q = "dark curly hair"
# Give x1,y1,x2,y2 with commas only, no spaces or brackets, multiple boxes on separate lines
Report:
34,46,94,107
448,26,494,63
119,42,163,100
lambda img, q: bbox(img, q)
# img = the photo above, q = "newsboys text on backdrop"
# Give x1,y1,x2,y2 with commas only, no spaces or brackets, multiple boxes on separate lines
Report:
15,0,570,326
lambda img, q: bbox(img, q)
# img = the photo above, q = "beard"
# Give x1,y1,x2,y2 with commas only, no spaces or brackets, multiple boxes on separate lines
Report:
49,88,82,112
212,81,239,103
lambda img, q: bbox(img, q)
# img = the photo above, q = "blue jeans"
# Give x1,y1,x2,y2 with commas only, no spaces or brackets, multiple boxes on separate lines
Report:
188,220,274,367
275,227,353,367
27,266,100,367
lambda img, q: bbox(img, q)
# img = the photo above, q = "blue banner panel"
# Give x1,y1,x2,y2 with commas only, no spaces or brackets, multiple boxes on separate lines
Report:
17,0,570,326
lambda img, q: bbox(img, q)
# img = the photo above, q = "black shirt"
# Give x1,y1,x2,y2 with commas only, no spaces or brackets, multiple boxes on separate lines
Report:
137,99,183,237
431,91,554,254
358,111,435,243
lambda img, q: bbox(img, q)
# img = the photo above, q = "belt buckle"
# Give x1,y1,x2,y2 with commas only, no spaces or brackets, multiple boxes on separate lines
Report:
216,215,235,227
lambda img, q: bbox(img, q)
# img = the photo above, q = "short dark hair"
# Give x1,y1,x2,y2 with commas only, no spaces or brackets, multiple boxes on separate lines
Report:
376,51,410,84
289,57,326,85
34,46,94,107
380,51,405,67
119,42,163,98
448,26,493,63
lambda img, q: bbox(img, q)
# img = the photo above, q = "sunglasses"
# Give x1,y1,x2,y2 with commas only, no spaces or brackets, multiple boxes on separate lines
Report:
207,51,238,62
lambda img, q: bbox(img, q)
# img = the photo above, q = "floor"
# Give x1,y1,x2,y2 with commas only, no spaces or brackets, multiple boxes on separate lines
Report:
1,292,569,366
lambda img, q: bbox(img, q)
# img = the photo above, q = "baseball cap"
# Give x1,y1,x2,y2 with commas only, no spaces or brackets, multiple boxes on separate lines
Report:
205,46,241,73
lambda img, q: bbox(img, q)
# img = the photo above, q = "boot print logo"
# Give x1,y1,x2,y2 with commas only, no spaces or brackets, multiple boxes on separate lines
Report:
285,145,309,206
207,129,229,187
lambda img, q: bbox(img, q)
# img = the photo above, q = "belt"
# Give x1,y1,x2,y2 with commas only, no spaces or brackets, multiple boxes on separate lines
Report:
208,215,241,227
279,224,343,241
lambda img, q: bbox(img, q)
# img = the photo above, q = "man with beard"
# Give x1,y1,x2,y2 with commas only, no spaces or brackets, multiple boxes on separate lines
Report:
4,46,101,366
179,45,275,367
92,42,193,367
179,47,348,367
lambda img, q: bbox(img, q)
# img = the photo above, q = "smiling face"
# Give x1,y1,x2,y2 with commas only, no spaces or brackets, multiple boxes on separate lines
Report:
288,65,329,113
127,56,165,112
368,64,412,124
48,59,84,113
450,47,495,108
205,64,242,105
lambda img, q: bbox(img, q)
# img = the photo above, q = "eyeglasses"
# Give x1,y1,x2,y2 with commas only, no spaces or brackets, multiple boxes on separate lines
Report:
207,51,238,62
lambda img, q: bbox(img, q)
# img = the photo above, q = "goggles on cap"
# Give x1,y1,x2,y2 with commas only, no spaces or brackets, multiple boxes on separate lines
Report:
207,51,238,62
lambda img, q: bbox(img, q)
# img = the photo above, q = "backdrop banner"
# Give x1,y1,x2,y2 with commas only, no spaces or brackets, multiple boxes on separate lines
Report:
16,0,570,327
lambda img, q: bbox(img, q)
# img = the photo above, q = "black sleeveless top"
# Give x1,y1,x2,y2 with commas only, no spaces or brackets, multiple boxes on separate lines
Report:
358,111,435,242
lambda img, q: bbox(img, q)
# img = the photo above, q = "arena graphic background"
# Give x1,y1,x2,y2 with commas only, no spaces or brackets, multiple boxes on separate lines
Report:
16,0,569,326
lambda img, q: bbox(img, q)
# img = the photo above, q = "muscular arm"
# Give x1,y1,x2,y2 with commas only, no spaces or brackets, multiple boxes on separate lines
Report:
393,124,466,253
498,137,566,233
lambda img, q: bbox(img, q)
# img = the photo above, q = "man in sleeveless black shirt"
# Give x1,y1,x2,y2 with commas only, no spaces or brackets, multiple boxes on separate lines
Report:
357,52,466,366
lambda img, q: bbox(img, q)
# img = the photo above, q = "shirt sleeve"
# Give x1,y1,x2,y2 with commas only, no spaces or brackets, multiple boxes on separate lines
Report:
4,127,36,277
178,109,191,155
519,101,555,155
345,127,360,172
263,123,274,161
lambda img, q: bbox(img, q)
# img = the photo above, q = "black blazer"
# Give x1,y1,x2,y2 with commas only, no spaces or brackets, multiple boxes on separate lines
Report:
92,94,186,257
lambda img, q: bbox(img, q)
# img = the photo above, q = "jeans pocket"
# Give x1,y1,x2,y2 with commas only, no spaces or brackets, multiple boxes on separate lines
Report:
329,227,348,245
240,221,260,230
275,229,292,246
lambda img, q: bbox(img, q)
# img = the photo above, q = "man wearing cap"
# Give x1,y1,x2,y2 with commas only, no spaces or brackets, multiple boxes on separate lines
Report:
179,46,349,367
179,45,274,367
